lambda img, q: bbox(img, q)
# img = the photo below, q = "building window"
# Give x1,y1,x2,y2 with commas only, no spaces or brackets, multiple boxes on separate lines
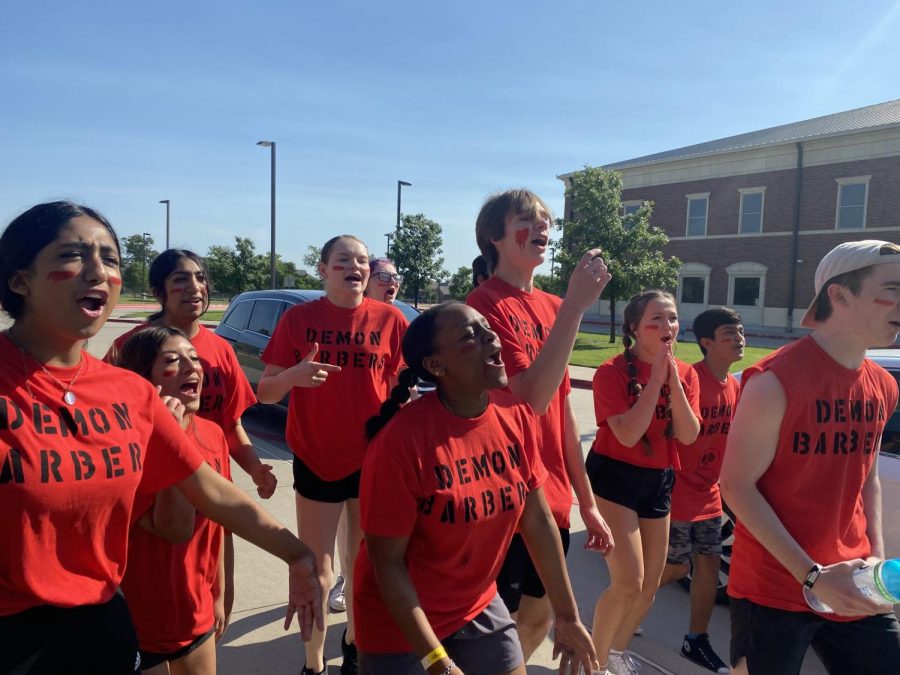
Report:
726,262,768,325
835,177,870,229
677,263,711,306
733,277,761,306
685,193,709,236
739,188,765,234
622,200,642,216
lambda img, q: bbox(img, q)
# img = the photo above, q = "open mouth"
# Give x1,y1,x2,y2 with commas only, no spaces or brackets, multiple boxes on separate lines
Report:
662,335,673,343
77,291,108,318
179,380,200,397
345,273,363,284
531,235,549,248
485,348,504,368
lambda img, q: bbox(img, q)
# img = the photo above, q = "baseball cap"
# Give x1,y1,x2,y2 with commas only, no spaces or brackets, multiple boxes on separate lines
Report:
800,240,900,328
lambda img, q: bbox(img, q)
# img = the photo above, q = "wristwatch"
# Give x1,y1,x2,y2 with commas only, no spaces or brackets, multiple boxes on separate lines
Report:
803,563,823,589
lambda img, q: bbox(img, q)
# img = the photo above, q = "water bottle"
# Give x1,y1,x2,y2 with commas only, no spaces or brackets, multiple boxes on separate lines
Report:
803,558,900,613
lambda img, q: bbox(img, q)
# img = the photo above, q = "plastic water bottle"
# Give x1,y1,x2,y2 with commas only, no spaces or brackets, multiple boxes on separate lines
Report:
803,559,900,613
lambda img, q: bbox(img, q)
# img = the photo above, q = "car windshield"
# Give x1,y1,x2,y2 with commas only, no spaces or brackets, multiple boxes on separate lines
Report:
883,370,900,458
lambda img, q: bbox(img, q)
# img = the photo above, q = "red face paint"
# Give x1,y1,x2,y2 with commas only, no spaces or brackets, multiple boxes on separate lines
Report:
161,368,179,378
514,228,529,248
168,286,185,295
873,298,894,307
47,270,77,282
331,265,346,271
643,324,660,330
107,275,122,286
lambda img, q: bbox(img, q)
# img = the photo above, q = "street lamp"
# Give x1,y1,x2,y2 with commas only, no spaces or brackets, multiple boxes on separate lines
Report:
142,232,152,296
384,232,393,257
257,140,277,289
158,200,170,249
396,180,411,230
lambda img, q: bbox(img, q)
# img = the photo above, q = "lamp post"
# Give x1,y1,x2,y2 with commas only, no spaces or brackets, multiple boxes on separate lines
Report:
158,200,170,249
142,232,152,296
257,140,277,289
384,232,393,257
396,180,411,230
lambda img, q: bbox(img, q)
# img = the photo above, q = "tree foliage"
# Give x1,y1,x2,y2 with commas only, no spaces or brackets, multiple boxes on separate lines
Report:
204,237,314,297
448,266,473,300
302,245,322,270
556,166,681,341
120,234,159,294
389,213,447,307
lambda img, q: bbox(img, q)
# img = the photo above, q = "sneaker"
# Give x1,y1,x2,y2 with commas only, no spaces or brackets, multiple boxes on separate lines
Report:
681,633,729,674
328,574,346,613
340,628,358,675
608,650,641,675
300,668,325,675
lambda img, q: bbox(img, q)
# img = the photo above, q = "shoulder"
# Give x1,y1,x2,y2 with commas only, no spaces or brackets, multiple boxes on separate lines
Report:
595,353,626,376
194,325,231,352
86,354,158,400
368,299,408,324
112,322,150,348
192,415,229,445
489,389,536,419
864,358,899,395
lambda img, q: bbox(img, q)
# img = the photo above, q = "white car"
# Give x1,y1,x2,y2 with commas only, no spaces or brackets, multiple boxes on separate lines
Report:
868,348,900,558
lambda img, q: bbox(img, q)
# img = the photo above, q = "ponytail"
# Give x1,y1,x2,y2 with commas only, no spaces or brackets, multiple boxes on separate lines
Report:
365,368,418,439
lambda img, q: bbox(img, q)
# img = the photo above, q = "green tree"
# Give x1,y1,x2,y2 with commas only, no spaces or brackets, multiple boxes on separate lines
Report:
389,213,447,307
120,234,158,295
302,245,322,270
448,266,473,300
557,166,681,342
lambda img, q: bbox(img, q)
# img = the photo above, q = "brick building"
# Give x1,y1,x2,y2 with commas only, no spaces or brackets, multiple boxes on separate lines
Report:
560,99,900,330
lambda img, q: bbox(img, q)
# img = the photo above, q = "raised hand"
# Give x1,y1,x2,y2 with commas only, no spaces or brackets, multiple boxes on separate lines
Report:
564,249,612,314
156,385,186,426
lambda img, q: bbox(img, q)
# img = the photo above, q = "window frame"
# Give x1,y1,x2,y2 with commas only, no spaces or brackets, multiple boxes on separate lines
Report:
834,176,870,230
738,187,766,235
685,192,710,237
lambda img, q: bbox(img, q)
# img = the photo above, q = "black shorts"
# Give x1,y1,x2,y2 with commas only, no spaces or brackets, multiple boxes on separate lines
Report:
586,452,674,519
496,529,571,613
729,597,900,674
140,627,215,670
293,455,360,503
0,590,140,674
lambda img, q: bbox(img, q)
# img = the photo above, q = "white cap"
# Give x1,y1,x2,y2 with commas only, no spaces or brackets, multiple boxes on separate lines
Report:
801,240,900,328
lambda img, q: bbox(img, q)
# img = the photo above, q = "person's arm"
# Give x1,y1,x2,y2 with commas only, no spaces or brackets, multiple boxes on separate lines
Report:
227,420,277,499
506,250,610,414
668,362,701,445
605,344,668,448
861,452,885,564
175,463,324,639
720,371,887,617
214,532,227,642
257,343,342,404
563,396,614,554
136,487,196,544
366,534,463,675
518,488,598,675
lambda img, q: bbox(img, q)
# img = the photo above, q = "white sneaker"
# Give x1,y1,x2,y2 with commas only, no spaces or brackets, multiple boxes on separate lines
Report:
328,574,346,613
607,651,641,675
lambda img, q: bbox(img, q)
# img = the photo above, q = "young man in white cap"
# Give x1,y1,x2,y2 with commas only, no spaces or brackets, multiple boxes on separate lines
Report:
721,240,900,674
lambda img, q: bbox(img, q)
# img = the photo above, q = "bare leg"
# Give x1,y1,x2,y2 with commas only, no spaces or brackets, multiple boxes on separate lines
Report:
335,506,348,582
223,532,235,630
498,665,527,675
659,561,690,587
688,553,720,635
612,515,670,649
590,496,643,667
732,658,749,674
295,493,344,672
514,594,553,661
169,635,216,675
342,498,362,644
141,663,169,675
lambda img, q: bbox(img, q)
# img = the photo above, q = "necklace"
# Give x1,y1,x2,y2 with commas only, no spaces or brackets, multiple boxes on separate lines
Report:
437,391,488,418
5,331,84,406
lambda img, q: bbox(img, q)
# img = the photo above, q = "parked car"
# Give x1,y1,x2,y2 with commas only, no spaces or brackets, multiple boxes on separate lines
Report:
214,289,420,410
679,347,900,604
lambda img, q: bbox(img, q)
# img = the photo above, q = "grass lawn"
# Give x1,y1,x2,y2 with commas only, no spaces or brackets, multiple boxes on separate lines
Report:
120,310,226,321
571,331,775,372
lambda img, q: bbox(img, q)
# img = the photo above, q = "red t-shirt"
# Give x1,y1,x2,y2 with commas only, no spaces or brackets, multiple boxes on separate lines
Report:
122,416,231,652
591,353,701,470
671,361,740,522
0,336,204,616
467,277,573,528
353,391,547,653
107,324,257,436
729,337,898,617
261,297,407,481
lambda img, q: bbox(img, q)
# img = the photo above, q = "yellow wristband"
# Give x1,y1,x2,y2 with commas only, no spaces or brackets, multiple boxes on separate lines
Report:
420,645,448,670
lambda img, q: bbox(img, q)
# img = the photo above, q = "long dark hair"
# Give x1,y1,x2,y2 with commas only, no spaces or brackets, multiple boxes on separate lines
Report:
621,290,676,452
147,249,211,322
364,302,457,440
0,201,119,319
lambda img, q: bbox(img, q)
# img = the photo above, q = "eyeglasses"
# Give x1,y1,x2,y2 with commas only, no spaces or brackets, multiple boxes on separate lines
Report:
373,271,403,283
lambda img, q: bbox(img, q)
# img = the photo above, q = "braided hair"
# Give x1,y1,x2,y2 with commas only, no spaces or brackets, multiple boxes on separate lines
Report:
365,302,457,440
622,290,676,454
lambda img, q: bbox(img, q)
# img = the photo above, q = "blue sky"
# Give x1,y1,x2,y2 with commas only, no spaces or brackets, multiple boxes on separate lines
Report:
2,1,899,278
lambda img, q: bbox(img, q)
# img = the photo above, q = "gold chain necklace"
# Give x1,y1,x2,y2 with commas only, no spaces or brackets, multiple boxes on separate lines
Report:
5,331,84,406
